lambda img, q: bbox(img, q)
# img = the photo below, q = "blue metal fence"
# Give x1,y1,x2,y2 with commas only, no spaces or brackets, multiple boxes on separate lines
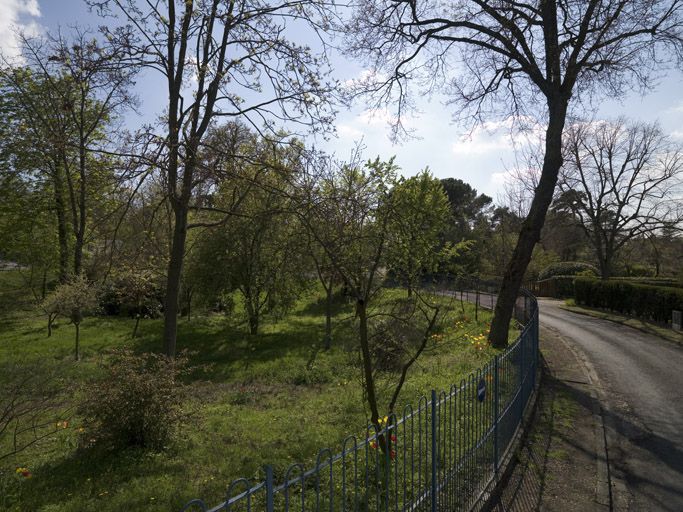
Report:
182,289,538,512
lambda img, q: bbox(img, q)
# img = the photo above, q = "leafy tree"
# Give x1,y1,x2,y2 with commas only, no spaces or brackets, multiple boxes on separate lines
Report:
559,120,683,278
438,178,492,274
191,132,308,334
386,170,452,294
0,70,75,282
440,178,493,241
343,0,683,346
89,0,335,356
1,31,134,281
296,155,440,448
43,275,99,361
479,207,524,277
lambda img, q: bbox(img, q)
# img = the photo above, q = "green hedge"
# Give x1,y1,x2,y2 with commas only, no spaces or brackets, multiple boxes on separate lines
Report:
607,277,683,289
538,261,598,280
574,278,683,323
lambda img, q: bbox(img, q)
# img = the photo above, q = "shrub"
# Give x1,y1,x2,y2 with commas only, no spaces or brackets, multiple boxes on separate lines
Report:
79,350,191,451
538,261,598,281
100,269,164,322
574,278,683,323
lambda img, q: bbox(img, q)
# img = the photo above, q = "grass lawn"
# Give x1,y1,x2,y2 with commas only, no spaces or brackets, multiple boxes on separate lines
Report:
0,273,512,512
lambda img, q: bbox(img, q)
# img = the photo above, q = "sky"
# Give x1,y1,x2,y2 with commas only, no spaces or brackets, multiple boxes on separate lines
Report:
2,0,682,200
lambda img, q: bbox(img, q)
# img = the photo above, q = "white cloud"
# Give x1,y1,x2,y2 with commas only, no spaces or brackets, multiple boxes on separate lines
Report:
671,130,683,141
668,101,683,114
357,107,399,127
490,171,510,186
0,0,42,63
337,123,363,139
342,69,388,89
451,116,544,156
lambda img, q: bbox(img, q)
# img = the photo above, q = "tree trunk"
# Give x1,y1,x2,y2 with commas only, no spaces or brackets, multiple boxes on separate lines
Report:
489,99,568,348
47,312,56,338
41,268,48,300
357,300,381,428
248,314,259,335
324,284,333,350
53,164,70,283
74,323,80,361
163,204,189,357
74,149,87,277
132,315,140,338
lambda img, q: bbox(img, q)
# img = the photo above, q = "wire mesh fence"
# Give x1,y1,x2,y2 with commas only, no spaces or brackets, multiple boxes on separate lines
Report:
182,286,538,512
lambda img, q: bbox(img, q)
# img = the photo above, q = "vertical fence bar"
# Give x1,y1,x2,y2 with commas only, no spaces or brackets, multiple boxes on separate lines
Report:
493,355,500,474
519,330,525,423
265,465,274,512
430,390,437,512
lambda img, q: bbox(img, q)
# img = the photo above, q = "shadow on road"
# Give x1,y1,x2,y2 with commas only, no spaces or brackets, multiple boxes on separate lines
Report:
489,358,602,511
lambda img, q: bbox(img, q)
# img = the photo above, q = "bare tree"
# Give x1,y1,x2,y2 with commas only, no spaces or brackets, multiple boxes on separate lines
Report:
558,119,683,277
342,0,683,346
88,0,335,356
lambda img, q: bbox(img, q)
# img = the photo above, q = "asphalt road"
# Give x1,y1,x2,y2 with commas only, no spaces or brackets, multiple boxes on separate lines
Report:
538,298,683,511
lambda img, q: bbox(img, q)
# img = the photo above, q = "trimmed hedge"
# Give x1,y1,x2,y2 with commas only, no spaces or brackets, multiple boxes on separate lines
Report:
607,277,683,289
538,261,598,281
574,277,683,323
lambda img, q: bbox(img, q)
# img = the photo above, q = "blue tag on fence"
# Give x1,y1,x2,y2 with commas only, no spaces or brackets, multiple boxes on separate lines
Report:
477,378,486,402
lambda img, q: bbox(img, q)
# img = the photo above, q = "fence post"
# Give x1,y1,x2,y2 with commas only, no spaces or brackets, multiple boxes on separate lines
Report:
431,389,437,512
265,465,274,512
494,356,500,474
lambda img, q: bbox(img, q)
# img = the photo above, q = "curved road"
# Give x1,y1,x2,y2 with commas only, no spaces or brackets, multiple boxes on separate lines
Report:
539,298,683,511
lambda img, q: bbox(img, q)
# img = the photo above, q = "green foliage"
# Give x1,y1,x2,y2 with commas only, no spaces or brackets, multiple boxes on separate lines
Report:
79,350,191,451
386,170,453,289
621,262,655,277
105,267,163,336
190,130,308,334
538,261,598,280
607,276,683,288
525,246,560,281
43,275,99,326
42,275,99,360
574,278,683,323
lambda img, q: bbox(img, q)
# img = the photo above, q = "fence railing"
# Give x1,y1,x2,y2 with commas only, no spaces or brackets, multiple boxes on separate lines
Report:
182,286,539,512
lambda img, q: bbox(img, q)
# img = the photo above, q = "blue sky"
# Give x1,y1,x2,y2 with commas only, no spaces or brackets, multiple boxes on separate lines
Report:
2,0,682,200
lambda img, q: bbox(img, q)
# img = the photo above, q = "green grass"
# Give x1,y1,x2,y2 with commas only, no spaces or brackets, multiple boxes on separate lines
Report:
0,277,515,512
